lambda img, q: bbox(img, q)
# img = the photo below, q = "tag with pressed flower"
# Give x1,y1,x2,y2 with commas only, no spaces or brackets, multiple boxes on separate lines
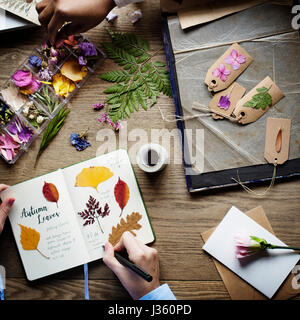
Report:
264,118,291,165
232,76,284,125
209,82,246,119
205,43,253,92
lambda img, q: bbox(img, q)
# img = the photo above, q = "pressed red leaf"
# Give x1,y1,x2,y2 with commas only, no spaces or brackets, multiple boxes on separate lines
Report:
43,182,59,207
114,177,130,214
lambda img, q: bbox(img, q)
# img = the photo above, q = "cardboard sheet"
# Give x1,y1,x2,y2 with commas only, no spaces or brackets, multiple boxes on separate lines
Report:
167,3,300,174
201,206,300,300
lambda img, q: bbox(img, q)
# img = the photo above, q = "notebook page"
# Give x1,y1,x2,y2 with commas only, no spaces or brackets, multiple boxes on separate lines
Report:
1,169,89,280
62,149,155,261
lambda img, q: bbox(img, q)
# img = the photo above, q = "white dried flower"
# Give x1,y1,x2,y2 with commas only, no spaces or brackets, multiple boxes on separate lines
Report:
23,106,30,116
29,114,35,120
37,116,44,124
129,9,142,24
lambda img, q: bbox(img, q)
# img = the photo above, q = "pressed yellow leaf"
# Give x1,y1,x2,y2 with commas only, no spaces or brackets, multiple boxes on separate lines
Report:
75,166,114,191
19,224,40,250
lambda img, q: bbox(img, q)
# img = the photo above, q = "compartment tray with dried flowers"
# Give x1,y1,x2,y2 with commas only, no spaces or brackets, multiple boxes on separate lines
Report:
0,34,105,164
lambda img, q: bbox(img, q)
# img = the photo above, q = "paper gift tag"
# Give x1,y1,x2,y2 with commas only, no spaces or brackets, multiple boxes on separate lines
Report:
264,118,291,165
209,82,246,119
232,76,284,125
205,43,253,92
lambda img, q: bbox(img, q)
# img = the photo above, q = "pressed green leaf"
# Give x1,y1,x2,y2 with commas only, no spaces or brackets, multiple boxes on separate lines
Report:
243,86,272,110
154,61,166,67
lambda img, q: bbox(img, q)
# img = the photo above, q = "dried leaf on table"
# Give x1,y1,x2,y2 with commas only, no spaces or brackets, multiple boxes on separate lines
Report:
35,106,70,166
114,177,130,217
19,224,49,259
109,212,142,246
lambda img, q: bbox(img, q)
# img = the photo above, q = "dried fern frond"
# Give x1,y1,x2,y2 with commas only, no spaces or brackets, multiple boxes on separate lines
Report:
99,29,172,123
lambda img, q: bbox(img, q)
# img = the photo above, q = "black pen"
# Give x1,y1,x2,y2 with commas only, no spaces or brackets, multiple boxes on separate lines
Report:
115,252,153,282
102,245,153,282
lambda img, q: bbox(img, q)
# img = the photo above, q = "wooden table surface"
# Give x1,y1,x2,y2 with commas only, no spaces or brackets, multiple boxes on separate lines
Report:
0,0,299,300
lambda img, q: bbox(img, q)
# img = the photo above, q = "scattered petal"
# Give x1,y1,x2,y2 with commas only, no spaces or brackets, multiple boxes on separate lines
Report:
70,133,91,151
129,9,142,24
93,102,104,111
106,11,118,22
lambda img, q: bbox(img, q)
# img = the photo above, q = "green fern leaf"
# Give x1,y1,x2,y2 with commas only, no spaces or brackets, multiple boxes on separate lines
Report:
99,30,172,122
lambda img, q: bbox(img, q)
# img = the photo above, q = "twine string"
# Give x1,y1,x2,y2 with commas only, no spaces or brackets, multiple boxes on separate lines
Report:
231,161,278,197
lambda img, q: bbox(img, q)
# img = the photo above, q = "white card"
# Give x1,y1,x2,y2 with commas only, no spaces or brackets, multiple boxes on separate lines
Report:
202,206,300,299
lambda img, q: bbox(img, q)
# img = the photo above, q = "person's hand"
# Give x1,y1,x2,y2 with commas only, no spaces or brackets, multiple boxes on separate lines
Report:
103,231,160,300
0,185,15,234
35,0,115,44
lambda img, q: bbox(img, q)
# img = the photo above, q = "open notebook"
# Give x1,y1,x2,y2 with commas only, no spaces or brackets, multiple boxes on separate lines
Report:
0,149,155,280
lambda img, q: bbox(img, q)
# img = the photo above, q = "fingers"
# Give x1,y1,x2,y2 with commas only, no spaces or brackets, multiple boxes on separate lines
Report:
0,184,9,193
48,11,65,45
103,242,126,275
36,0,48,14
37,2,55,26
0,198,15,233
58,22,85,38
114,231,146,260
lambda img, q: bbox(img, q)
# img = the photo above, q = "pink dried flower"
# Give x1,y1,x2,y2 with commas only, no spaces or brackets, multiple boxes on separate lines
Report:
98,112,121,131
12,70,33,87
93,102,104,111
225,49,246,70
212,64,231,82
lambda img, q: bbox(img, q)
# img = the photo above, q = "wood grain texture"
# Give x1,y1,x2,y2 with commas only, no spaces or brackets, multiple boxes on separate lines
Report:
0,0,299,300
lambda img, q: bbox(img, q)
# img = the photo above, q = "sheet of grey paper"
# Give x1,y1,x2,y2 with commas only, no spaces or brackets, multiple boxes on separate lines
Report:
167,3,300,174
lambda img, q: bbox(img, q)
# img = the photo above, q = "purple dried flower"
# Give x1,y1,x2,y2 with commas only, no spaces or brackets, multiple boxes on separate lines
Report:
38,68,54,81
218,94,231,110
41,42,48,50
7,117,33,144
97,112,121,131
50,47,58,57
49,56,58,65
78,56,87,66
78,42,98,57
93,102,104,111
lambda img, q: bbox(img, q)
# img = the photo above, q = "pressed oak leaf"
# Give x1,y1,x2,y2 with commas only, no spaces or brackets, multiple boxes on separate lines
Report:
114,177,130,217
19,224,49,259
43,181,59,207
109,212,142,246
75,166,114,191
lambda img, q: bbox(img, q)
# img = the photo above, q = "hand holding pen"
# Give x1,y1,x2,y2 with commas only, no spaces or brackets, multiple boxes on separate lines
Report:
103,231,160,300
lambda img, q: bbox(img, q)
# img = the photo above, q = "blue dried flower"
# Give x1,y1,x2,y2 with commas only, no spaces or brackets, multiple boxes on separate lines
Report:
28,55,42,69
70,133,91,151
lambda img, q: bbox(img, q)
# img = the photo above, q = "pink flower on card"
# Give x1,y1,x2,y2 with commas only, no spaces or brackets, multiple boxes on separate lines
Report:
234,231,262,259
212,64,231,82
224,49,246,70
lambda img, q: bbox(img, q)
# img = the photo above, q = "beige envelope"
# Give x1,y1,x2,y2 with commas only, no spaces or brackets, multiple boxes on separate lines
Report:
201,206,300,300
